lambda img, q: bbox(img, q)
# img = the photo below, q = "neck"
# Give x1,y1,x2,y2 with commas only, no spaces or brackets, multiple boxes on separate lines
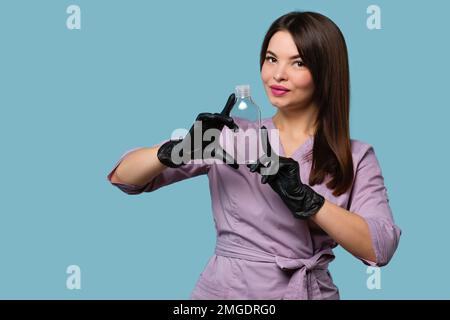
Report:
272,103,319,139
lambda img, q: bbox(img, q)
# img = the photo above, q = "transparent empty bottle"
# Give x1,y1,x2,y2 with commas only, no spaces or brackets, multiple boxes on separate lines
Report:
228,84,262,165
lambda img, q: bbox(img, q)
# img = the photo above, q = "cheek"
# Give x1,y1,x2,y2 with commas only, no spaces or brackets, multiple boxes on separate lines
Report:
260,64,272,83
292,71,315,90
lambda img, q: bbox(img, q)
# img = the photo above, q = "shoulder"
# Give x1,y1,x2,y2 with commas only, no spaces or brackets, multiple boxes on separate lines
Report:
349,138,382,172
350,139,373,158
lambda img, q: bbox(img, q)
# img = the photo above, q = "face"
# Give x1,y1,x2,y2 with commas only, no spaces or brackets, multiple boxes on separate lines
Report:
261,30,315,110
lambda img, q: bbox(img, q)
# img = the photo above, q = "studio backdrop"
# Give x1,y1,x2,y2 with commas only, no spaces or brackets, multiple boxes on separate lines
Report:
0,0,448,299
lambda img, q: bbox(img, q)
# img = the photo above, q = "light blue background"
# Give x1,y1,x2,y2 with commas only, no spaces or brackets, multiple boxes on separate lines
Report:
0,0,448,299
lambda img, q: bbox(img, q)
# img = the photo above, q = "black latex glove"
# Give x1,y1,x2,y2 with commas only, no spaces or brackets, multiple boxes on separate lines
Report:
157,93,239,169
247,126,325,219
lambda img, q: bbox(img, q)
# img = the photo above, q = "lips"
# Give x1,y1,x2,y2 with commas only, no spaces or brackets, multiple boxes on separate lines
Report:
270,85,290,96
270,85,290,91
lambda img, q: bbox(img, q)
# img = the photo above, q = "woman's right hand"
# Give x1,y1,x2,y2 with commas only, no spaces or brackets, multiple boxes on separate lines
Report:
157,93,240,169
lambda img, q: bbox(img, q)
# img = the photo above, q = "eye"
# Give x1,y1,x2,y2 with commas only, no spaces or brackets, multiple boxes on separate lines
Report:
265,56,277,64
294,60,305,68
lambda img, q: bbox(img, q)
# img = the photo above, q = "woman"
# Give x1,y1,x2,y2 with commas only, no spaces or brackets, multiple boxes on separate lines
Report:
107,11,401,299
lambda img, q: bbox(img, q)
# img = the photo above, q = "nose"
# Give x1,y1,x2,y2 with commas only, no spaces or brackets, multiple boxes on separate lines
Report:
273,65,287,82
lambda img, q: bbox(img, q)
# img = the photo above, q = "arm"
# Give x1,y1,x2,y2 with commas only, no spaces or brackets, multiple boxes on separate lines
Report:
249,128,401,266
107,140,212,195
310,201,376,262
107,93,239,194
312,145,401,266
341,145,401,266
111,145,167,187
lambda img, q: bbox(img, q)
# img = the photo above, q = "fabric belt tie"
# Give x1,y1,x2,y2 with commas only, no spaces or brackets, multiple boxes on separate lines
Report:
214,238,334,300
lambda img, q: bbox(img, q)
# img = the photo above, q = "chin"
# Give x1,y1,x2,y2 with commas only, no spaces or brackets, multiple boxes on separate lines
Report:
265,93,286,108
269,98,291,109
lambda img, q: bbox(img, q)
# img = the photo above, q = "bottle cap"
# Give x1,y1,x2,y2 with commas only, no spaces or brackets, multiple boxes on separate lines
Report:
235,84,250,98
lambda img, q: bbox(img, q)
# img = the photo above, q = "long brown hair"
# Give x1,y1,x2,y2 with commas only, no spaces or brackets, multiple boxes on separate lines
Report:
260,11,353,197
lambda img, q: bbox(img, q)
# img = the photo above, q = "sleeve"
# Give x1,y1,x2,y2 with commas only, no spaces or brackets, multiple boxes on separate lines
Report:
347,145,401,267
106,140,211,195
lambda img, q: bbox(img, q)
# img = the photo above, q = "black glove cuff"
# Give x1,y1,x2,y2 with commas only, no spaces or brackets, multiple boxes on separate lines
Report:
289,185,325,220
156,139,184,168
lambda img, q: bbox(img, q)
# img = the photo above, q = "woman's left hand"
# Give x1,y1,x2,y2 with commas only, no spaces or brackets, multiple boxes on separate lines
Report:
247,126,325,219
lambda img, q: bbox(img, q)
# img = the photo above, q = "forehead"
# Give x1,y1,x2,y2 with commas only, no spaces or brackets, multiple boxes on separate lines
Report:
267,31,300,57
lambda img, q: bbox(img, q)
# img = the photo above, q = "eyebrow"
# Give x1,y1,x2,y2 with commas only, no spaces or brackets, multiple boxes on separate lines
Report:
266,50,301,60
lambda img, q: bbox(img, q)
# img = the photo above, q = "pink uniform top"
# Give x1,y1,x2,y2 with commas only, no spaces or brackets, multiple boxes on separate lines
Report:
107,117,401,299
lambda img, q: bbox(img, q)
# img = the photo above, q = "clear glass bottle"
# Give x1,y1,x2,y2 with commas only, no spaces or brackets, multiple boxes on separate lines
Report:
229,84,261,165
